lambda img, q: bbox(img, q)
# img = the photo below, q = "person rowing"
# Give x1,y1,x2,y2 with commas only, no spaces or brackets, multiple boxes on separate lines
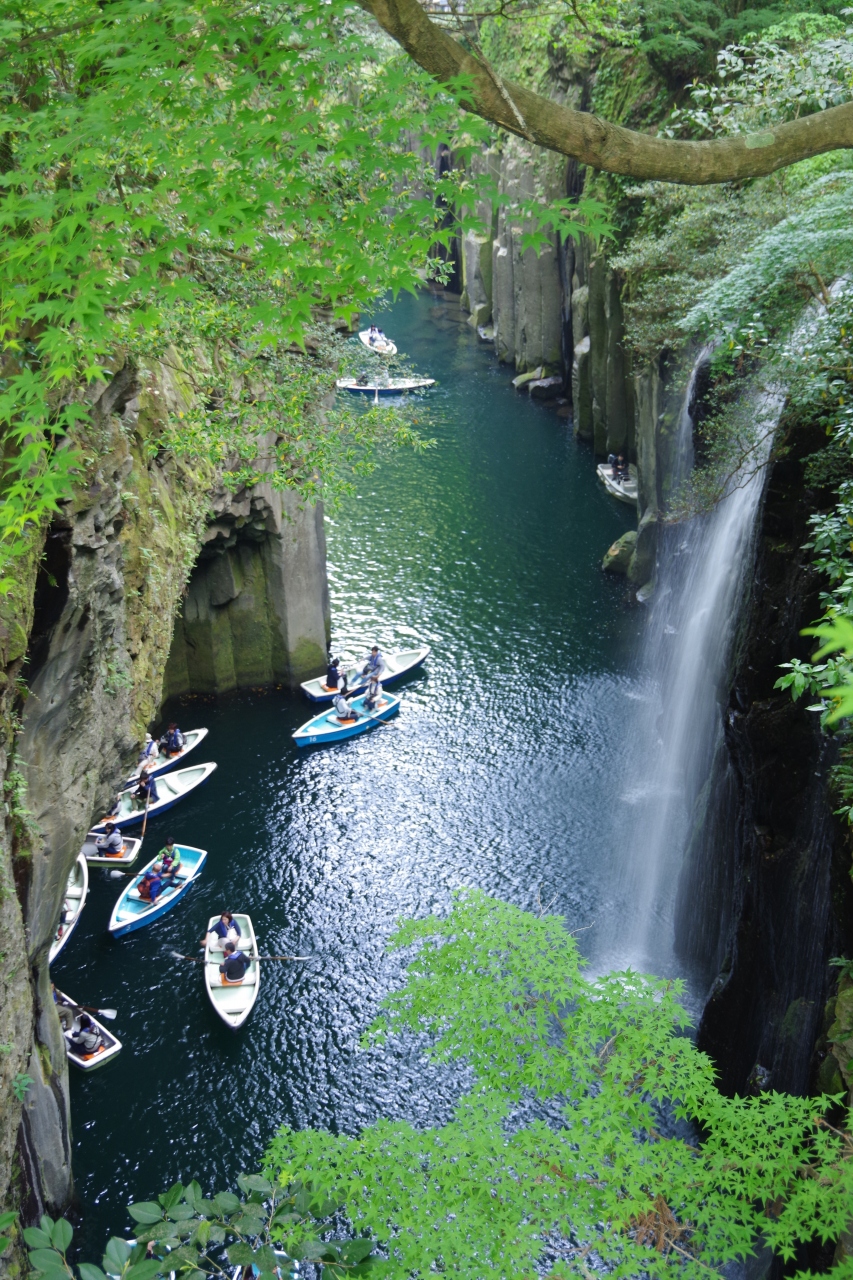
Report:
138,864,164,904
219,941,250,983
160,722,185,756
133,769,159,807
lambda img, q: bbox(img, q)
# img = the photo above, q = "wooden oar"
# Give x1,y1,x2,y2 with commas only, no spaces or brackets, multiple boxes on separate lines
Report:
140,784,153,839
63,1001,118,1020
170,951,311,963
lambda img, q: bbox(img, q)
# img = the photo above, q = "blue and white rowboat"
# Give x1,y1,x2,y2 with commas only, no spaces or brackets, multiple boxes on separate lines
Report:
300,646,431,703
124,727,209,785
292,691,401,747
91,762,218,833
108,844,207,937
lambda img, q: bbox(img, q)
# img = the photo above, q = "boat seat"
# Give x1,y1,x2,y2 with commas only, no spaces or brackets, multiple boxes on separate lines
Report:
336,715,357,724
81,1045,106,1061
214,986,256,1014
321,684,338,692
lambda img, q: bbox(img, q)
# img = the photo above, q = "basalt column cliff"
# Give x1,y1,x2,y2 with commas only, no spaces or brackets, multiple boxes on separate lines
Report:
0,356,329,1225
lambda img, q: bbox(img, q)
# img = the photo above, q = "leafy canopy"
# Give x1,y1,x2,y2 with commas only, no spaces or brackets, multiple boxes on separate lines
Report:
0,0,476,589
267,891,853,1279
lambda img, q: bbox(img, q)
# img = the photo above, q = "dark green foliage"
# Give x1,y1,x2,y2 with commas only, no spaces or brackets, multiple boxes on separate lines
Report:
20,1175,377,1280
638,0,849,82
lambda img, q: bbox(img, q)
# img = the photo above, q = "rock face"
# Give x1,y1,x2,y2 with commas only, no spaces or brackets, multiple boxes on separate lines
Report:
0,357,330,1224
674,409,853,1096
164,462,329,696
602,530,636,575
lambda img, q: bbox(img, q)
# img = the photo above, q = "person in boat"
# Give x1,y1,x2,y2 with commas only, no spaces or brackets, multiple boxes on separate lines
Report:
333,690,359,722
607,452,619,479
325,657,342,691
133,769,160,807
159,723,185,756
616,454,629,481
219,941,250,983
159,838,182,886
367,324,380,345
137,733,158,768
362,645,386,680
203,911,241,949
52,984,77,1033
95,822,123,858
138,864,164,904
364,675,383,712
69,1014,101,1055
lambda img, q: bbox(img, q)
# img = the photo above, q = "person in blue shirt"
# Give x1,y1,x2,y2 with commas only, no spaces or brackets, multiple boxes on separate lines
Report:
138,864,163,904
203,911,241,949
160,723,185,755
219,942,250,983
137,734,158,767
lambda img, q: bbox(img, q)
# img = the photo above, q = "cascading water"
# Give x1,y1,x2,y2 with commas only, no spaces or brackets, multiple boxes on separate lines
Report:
598,356,785,982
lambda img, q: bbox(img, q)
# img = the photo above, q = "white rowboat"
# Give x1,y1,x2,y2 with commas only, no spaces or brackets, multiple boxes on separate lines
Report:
50,853,89,964
204,913,260,1030
90,762,218,832
359,329,398,356
81,830,143,869
335,376,434,397
54,990,122,1071
124,728,209,785
596,462,638,507
300,645,431,702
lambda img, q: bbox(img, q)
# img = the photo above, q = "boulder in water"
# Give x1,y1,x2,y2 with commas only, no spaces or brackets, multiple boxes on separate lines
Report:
602,530,637,575
529,376,564,400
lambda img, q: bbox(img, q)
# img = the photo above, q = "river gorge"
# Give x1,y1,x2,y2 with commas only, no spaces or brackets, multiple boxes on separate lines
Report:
3,17,853,1270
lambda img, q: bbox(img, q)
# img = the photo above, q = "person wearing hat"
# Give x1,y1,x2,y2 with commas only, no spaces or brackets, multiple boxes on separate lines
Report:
137,733,158,767
95,822,123,858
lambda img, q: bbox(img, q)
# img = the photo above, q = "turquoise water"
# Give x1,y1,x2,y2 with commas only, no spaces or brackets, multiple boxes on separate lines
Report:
55,289,640,1250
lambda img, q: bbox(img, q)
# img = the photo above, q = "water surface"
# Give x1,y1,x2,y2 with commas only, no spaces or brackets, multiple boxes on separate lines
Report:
56,289,640,1249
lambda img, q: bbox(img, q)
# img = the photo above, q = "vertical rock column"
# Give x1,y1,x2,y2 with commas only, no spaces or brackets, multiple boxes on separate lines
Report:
163,471,329,697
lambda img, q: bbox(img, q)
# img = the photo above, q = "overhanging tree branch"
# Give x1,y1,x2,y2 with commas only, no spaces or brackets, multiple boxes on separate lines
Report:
357,0,853,184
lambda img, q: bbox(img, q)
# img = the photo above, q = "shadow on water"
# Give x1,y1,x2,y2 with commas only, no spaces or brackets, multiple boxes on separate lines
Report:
56,288,645,1251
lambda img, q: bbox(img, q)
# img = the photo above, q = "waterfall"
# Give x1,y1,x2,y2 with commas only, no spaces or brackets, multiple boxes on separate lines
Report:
598,358,785,981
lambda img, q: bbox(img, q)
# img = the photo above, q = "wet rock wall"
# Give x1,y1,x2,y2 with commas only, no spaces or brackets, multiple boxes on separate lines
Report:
0,358,330,1230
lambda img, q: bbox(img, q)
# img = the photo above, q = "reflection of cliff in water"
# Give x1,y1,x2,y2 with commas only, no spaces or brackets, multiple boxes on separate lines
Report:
598,357,783,986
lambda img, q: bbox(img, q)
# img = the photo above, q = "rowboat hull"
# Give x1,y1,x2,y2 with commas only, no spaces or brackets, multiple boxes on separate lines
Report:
596,463,638,507
300,645,430,702
55,990,122,1071
358,330,398,356
204,913,260,1029
81,832,143,869
49,853,89,964
335,377,434,396
108,844,207,937
91,762,218,832
124,728,208,785
293,691,401,747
